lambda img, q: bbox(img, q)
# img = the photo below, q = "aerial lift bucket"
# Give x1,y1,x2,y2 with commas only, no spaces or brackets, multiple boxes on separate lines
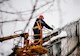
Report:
16,31,48,56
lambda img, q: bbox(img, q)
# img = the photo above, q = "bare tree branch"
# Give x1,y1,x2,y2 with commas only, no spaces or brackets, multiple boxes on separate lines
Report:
6,1,24,20
0,0,9,4
0,1,53,15
0,19,28,23
34,4,54,18
22,0,38,33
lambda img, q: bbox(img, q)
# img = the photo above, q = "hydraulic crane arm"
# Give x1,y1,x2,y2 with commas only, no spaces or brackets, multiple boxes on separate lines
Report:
0,33,28,42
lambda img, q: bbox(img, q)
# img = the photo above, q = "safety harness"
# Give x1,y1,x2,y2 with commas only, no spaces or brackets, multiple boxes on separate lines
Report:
33,20,43,45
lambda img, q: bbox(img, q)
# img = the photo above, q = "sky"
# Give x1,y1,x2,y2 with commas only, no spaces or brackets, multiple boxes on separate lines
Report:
0,0,80,56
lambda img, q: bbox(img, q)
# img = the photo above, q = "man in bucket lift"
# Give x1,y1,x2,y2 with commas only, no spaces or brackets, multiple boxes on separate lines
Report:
32,15,53,45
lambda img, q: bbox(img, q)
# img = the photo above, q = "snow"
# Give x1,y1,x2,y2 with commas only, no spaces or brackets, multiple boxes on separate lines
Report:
42,30,67,46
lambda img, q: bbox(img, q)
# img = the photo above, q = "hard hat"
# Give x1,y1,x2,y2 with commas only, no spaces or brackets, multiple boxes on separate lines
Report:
39,15,44,19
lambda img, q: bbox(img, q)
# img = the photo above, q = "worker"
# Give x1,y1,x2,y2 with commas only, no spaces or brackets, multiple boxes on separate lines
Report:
32,15,53,44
